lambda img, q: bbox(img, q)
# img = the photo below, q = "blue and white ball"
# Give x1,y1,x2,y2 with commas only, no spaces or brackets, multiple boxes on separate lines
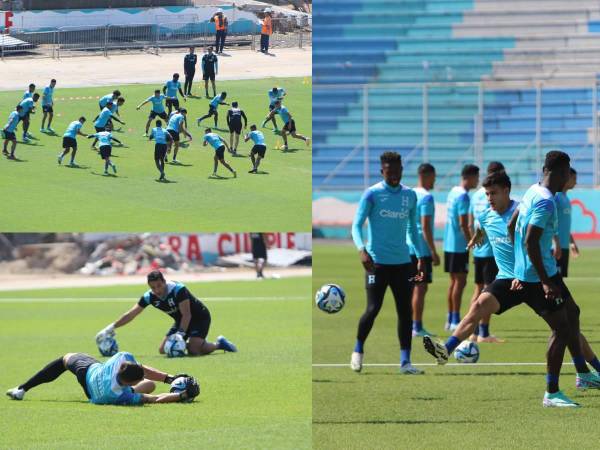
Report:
315,283,346,314
169,376,196,403
98,336,119,357
453,340,480,363
164,333,187,358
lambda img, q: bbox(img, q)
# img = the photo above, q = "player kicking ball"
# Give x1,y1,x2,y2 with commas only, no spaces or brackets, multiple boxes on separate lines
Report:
351,151,426,374
203,128,236,178
166,108,192,164
6,351,199,405
263,100,310,150
58,117,87,167
95,270,237,356
245,124,267,173
2,105,22,159
197,92,228,128
149,119,173,181
88,123,121,175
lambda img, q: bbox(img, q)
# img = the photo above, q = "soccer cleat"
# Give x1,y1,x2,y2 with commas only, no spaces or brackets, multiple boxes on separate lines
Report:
351,352,363,372
6,387,25,400
248,169,257,174
423,335,449,365
47,127,55,133
543,391,580,408
449,323,459,332
282,145,288,151
142,133,148,137
232,171,237,178
172,159,179,164
305,137,311,147
217,335,238,353
576,371,600,390
57,155,62,165
112,164,117,174
413,328,436,338
40,127,46,132
400,363,424,375
477,335,506,344
444,322,451,331
196,118,202,126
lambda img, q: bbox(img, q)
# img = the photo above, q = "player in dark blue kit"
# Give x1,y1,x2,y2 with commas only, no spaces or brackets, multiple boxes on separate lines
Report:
227,101,247,154
149,119,173,181
95,270,237,356
350,151,426,374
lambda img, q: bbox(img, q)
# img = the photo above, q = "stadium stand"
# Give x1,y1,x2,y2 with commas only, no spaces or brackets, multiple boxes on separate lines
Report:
313,0,600,189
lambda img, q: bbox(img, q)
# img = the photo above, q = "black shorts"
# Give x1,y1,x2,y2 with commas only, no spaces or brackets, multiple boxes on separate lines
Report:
444,251,469,273
283,119,296,133
410,254,433,284
252,240,267,260
207,105,217,115
19,112,30,122
365,263,415,302
167,129,179,142
474,256,498,285
154,143,167,160
167,310,212,340
229,121,242,134
269,104,275,111
215,145,225,159
99,145,112,159
557,249,569,278
65,353,99,399
42,105,53,113
3,130,16,141
519,274,572,317
166,98,180,110
483,278,525,315
251,144,267,157
62,136,77,149
203,71,215,81
95,125,106,133
149,111,168,120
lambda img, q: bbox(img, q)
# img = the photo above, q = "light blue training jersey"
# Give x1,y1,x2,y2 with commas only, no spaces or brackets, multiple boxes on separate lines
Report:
276,106,290,124
147,94,166,113
93,131,114,147
99,94,113,108
443,185,471,253
248,130,265,145
352,181,423,264
4,111,20,132
42,86,54,106
471,187,493,258
407,186,435,257
204,132,223,149
210,95,222,108
23,90,33,99
554,191,572,249
514,183,558,282
476,200,519,279
18,98,35,116
94,108,113,128
150,126,169,144
166,113,184,132
268,88,285,105
165,80,181,98
85,352,144,405
63,121,83,139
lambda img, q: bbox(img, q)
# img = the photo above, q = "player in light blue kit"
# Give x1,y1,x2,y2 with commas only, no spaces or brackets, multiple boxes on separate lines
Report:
40,79,57,133
350,151,426,374
58,117,87,166
204,128,236,178
98,90,121,110
2,106,22,159
22,83,35,100
163,73,186,115
88,126,122,175
91,103,125,149
166,108,192,164
553,167,579,277
149,119,173,181
406,163,440,337
137,89,168,136
244,124,267,173
263,100,310,151
197,92,229,128
468,161,505,343
6,351,199,404
443,164,479,331
262,86,286,131
18,93,40,142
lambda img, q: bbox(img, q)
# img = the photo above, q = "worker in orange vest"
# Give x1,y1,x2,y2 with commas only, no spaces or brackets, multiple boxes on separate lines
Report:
211,9,228,54
260,9,273,54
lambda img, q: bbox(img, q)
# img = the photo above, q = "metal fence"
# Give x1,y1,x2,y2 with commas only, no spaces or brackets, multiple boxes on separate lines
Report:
313,80,600,191
1,20,311,59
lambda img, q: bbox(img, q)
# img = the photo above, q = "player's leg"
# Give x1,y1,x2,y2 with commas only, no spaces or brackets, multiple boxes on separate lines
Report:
412,256,434,336
6,354,69,399
229,131,234,151
172,141,179,162
145,117,152,136
204,79,209,98
41,111,48,130
187,337,219,355
213,110,218,127
47,110,54,130
218,157,236,177
249,151,257,172
450,272,467,329
281,128,289,149
211,78,216,98
212,153,219,175
70,145,78,165
234,132,240,153
133,379,156,394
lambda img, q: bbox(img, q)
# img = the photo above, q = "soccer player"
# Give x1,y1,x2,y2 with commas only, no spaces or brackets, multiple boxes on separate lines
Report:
22,83,35,99
40,79,57,133
245,124,267,173
91,102,125,148
88,125,121,175
149,119,173,181
137,90,168,136
203,127,236,178
18,93,40,142
95,270,237,356
443,164,479,331
406,163,440,337
201,46,218,98
227,101,247,154
265,100,309,150
98,90,121,110
183,47,197,97
553,167,579,277
468,161,505,343
108,97,125,131
2,105,22,159
166,108,192,164
350,151,426,374
6,351,199,405
197,92,228,128
251,233,268,278
58,117,87,166
262,86,286,131
423,169,600,406
163,73,186,115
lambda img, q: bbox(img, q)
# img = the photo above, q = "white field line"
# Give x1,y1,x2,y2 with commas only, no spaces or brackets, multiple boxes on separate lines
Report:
313,362,548,367
0,296,305,303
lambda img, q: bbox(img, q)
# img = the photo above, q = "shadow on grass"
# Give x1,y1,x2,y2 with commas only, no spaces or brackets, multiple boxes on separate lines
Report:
167,161,193,167
312,379,355,383
433,371,544,377
63,164,90,170
155,178,177,184
313,419,490,425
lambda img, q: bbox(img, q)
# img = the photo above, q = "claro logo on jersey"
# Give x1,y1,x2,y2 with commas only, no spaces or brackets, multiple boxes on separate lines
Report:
379,209,409,219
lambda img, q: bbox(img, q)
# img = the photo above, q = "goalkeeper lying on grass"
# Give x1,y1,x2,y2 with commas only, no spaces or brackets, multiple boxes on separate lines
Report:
6,351,199,405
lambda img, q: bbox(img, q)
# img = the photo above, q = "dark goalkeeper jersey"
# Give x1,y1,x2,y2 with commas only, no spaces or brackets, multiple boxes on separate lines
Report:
137,281,208,321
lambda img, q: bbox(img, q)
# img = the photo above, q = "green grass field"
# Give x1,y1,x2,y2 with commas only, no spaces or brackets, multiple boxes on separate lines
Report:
0,77,311,231
0,276,311,449
313,242,600,449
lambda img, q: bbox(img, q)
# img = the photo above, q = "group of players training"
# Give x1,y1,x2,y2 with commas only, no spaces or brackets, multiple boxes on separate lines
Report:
2,66,309,180
351,149,600,407
6,270,237,406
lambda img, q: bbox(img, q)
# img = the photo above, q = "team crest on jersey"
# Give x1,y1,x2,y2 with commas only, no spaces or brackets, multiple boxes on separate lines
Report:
401,196,410,207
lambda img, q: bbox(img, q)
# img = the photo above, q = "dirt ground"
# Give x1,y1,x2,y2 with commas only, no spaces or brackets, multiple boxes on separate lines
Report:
0,46,311,90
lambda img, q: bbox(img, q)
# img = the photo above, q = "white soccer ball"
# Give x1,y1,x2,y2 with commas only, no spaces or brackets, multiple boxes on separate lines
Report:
164,334,187,358
97,336,119,357
169,376,195,403
315,283,346,314
453,340,480,363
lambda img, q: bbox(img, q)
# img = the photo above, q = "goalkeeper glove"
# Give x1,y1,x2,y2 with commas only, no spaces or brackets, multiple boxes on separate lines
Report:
164,373,191,384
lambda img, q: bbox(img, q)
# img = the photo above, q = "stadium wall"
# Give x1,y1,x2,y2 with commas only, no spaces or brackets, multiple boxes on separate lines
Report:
313,190,600,240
